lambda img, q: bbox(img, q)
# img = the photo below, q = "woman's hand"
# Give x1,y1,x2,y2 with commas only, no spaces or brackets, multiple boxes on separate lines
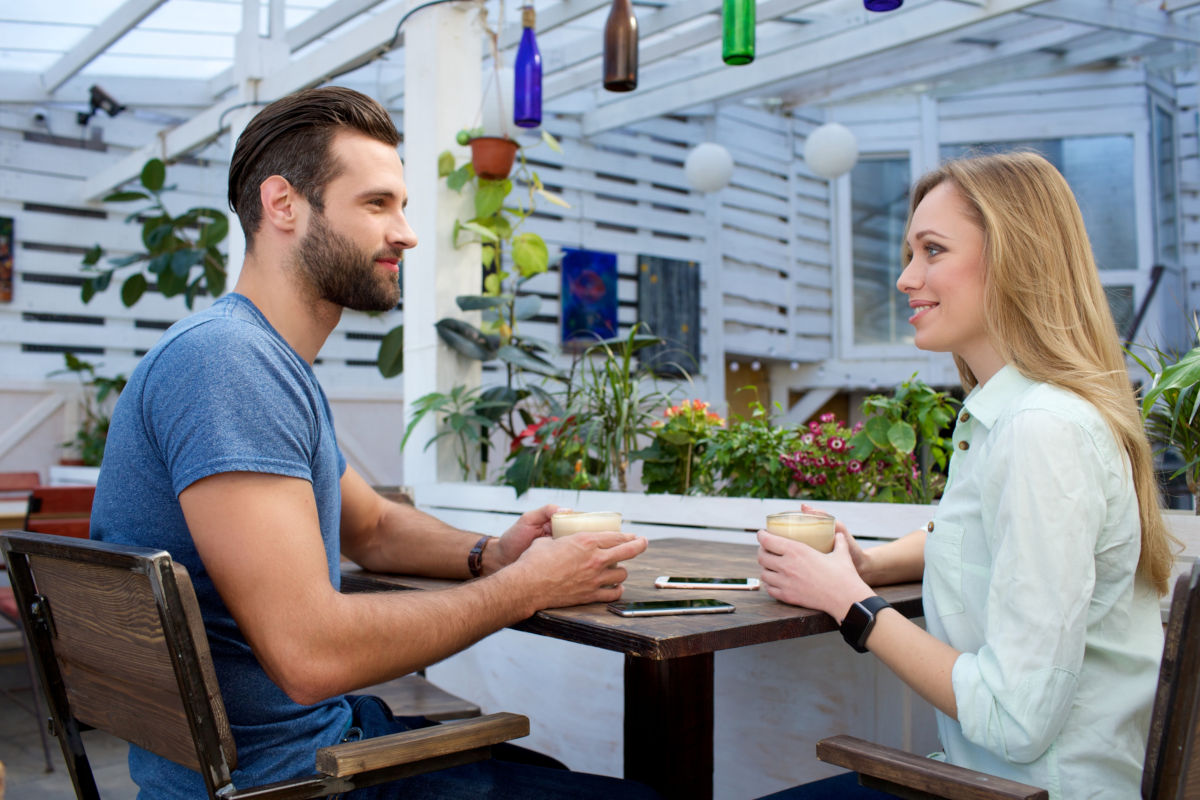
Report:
757,531,873,622
798,503,877,584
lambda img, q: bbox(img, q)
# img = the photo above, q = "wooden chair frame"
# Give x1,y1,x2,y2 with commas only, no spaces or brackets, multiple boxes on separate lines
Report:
0,530,529,800
816,562,1200,799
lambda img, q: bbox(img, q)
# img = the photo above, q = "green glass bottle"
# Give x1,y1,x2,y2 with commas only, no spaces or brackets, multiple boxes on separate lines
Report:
722,0,755,66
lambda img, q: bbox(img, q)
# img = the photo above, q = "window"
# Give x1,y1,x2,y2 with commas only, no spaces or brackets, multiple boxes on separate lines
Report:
942,137,1136,271
850,157,912,346
1152,105,1179,266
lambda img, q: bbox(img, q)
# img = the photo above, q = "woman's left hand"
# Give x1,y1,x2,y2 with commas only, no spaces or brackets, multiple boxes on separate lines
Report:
757,530,873,622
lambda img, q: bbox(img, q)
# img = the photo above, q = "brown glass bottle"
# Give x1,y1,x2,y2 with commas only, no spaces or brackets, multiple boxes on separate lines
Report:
603,0,638,92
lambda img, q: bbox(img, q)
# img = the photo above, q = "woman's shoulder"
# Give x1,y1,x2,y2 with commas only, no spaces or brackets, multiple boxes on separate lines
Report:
1001,380,1118,457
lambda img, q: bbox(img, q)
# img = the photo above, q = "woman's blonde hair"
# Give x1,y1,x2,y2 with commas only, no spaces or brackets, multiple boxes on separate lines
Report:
904,150,1176,595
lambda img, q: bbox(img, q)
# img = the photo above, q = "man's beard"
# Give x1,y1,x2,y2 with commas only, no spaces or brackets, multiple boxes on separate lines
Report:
295,211,402,312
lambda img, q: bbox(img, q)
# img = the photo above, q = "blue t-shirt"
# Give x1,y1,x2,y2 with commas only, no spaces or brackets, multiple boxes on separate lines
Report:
91,293,351,797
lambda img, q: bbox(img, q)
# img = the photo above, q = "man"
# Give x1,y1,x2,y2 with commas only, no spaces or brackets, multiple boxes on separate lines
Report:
91,86,652,798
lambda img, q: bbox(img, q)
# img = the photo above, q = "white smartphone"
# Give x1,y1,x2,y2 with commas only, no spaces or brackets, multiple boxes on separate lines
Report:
607,598,736,617
654,576,761,590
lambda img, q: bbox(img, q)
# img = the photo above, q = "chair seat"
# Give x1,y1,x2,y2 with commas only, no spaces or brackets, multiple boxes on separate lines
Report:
365,674,481,722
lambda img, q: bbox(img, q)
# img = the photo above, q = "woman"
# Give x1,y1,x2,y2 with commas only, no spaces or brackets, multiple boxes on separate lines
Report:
758,151,1175,799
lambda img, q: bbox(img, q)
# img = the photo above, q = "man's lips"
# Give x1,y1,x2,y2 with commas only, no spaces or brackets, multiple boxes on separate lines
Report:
376,258,400,274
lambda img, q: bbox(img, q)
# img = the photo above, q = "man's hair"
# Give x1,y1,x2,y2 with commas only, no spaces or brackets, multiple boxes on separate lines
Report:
903,150,1174,595
227,86,400,248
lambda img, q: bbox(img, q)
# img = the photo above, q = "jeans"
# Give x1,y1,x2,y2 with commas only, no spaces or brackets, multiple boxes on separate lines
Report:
339,695,661,799
755,772,895,799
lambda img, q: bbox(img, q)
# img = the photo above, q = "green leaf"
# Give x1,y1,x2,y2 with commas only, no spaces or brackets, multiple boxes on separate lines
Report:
475,179,511,218
107,253,143,268
887,421,917,453
143,217,173,249
504,448,538,497
204,258,226,297
459,221,499,242
93,271,112,291
435,318,498,361
82,245,103,266
81,279,96,304
158,266,186,297
535,188,571,209
483,269,502,294
447,163,473,192
513,294,542,320
864,415,893,450
437,150,456,178
477,386,524,422
140,159,166,192
102,190,151,203
147,252,170,275
541,130,563,153
456,294,511,311
197,215,229,248
377,325,404,378
497,345,564,378
171,249,202,276
512,233,548,276
120,273,147,307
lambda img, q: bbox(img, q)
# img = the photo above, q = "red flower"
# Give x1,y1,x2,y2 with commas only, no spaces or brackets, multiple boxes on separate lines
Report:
828,437,846,452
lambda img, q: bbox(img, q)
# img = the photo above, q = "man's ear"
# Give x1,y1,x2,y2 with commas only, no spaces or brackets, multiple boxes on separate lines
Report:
259,175,303,233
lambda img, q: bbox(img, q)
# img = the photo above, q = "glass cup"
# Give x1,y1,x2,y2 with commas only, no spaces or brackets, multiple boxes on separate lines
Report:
550,510,623,538
765,511,836,553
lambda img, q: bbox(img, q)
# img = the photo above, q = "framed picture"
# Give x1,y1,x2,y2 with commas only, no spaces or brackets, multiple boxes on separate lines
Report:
0,216,12,303
560,247,618,350
638,255,700,377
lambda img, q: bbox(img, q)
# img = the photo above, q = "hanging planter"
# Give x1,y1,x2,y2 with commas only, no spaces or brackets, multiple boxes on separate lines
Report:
469,136,519,180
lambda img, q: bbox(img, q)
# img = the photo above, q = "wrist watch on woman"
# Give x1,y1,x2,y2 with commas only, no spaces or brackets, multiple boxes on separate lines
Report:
840,595,892,653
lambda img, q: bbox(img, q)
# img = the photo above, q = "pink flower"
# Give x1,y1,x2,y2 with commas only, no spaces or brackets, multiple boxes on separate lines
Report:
809,421,821,433
814,474,827,485
853,421,864,433
847,460,863,473
828,437,846,452
819,412,835,423
802,432,814,445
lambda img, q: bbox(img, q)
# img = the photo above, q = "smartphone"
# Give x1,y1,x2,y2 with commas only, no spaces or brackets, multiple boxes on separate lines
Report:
607,598,736,617
654,576,760,590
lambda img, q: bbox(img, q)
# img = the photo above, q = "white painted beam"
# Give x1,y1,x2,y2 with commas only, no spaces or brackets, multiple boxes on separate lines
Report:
1022,0,1200,46
579,0,1050,136
41,0,168,94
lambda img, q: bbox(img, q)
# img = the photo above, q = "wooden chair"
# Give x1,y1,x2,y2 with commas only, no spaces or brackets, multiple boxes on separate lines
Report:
23,485,95,538
0,471,39,500
816,561,1200,799
0,530,530,799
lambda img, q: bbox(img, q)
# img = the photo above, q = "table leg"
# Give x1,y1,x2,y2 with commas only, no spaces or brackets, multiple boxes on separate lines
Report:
624,652,714,800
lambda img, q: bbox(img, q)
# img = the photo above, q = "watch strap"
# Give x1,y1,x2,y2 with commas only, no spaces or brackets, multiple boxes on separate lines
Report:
840,595,891,653
467,535,493,578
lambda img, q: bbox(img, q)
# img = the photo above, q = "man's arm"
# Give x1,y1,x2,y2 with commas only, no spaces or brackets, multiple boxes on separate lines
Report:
180,470,646,706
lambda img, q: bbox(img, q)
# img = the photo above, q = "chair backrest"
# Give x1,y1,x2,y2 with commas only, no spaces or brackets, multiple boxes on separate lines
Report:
1143,561,1200,798
24,486,95,538
0,471,39,498
0,530,237,799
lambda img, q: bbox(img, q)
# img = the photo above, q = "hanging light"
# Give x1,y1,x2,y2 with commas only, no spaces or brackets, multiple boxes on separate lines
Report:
603,0,638,92
513,4,542,128
803,122,859,180
864,0,903,10
722,0,755,66
684,143,734,193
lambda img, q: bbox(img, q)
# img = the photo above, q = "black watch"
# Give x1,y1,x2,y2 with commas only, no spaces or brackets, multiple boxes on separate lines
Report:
840,596,891,653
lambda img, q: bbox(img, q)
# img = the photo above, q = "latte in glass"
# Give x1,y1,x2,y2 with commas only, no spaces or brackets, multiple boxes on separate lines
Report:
765,511,836,553
550,510,623,538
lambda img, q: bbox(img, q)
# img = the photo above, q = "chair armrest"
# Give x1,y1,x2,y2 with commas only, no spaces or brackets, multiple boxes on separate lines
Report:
816,735,1048,800
316,712,529,778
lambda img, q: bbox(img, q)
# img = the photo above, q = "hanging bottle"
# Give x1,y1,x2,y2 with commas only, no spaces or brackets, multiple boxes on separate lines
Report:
722,0,755,66
603,0,638,92
513,5,542,128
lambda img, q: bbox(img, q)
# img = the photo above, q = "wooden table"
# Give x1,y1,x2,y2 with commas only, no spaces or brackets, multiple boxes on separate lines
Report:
341,536,923,799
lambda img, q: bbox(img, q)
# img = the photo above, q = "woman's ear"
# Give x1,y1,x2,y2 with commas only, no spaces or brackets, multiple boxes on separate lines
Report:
259,175,302,233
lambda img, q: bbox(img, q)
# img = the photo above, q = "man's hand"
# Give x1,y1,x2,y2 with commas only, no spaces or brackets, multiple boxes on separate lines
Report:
489,503,560,571
501,530,649,612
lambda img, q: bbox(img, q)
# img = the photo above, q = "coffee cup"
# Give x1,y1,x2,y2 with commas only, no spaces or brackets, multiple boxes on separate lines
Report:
765,511,836,553
550,510,623,538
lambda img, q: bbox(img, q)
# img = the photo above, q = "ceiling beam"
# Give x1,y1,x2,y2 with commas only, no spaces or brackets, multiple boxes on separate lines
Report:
205,0,388,98
783,19,1096,108
580,0,1050,135
41,0,168,94
1021,0,1200,46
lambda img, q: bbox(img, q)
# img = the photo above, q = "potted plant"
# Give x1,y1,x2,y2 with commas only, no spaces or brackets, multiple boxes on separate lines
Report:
51,353,127,467
456,125,519,180
1131,325,1200,513
80,157,228,309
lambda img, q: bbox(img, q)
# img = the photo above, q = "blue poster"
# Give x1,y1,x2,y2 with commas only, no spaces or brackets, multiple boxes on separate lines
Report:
560,248,618,349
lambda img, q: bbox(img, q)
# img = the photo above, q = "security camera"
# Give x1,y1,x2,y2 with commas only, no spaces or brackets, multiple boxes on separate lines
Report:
89,85,125,117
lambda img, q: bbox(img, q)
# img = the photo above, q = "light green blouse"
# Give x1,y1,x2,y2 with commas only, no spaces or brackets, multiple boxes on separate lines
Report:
923,365,1162,800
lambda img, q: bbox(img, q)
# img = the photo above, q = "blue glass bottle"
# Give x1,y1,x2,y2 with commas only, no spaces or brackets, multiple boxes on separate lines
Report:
864,0,902,10
514,5,542,128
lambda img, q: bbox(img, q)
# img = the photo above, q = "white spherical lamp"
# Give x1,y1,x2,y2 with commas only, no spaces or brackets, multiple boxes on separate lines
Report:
803,122,859,180
685,142,734,193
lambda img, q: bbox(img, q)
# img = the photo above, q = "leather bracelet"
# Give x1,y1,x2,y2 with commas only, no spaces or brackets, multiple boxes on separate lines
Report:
467,535,493,578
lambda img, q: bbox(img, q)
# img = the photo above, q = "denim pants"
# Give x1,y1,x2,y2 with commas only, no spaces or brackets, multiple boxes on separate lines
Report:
339,695,661,799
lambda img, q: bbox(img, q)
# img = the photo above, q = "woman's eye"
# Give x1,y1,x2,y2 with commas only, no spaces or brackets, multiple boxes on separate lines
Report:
925,244,943,257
